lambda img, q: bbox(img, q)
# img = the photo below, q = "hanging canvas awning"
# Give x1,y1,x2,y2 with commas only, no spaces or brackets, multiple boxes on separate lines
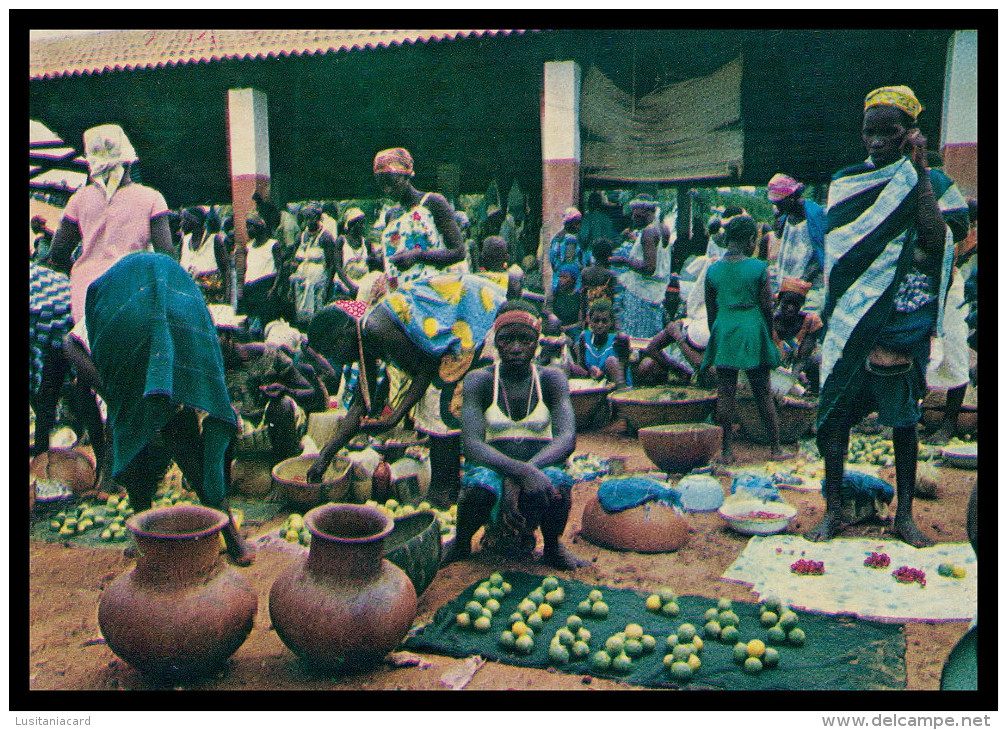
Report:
581,56,744,184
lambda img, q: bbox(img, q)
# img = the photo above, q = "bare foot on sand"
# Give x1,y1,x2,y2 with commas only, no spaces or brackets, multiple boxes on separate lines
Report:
890,516,935,548
804,511,842,542
541,543,588,570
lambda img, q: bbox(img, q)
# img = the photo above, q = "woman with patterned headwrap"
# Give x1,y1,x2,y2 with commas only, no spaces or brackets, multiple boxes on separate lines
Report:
806,85,969,547
445,301,585,570
373,147,467,286
305,272,508,507
288,202,338,326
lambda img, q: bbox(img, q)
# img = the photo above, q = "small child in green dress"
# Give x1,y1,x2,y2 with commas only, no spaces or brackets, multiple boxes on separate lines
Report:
702,216,792,463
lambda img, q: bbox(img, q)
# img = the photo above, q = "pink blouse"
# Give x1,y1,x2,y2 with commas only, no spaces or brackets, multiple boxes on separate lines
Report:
64,183,169,321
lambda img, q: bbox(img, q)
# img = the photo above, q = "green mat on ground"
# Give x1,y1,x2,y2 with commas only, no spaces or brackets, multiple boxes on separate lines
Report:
404,571,906,690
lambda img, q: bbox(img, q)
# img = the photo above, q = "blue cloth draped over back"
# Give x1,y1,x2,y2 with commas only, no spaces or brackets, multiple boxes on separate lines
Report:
86,252,238,505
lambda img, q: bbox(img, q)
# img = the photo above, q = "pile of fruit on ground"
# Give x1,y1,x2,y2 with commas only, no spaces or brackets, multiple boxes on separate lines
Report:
404,571,907,690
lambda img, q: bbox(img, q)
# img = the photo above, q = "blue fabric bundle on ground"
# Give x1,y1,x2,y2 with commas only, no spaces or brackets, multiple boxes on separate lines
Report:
597,476,682,513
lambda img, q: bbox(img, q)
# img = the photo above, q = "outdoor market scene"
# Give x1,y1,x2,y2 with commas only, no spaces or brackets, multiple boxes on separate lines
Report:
27,29,980,693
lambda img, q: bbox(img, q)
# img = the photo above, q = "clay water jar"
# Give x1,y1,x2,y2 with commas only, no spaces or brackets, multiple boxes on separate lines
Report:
268,503,417,672
580,495,690,553
97,505,257,679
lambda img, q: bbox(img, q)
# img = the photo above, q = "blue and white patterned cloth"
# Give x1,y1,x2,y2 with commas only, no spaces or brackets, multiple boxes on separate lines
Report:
29,263,74,396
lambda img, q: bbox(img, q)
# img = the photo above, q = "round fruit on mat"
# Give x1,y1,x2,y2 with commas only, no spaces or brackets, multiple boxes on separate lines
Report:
670,661,693,682
549,642,570,665
733,642,750,664
625,623,644,640
646,594,662,612
677,623,696,642
474,616,491,632
605,635,625,657
499,630,516,649
591,601,609,618
556,628,575,647
577,600,593,616
591,650,612,671
537,603,553,620
767,625,787,645
571,640,591,659
456,613,471,628
747,639,766,658
611,653,633,674
515,634,534,654
761,611,779,628
658,587,677,603
588,589,604,603
567,615,583,631
720,625,740,644
788,628,806,646
641,635,657,653
719,610,740,627
717,598,732,611
743,656,763,674
704,607,719,622
763,647,781,668
624,638,643,658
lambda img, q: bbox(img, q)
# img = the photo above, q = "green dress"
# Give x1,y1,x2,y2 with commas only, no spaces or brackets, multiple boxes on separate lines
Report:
701,257,781,371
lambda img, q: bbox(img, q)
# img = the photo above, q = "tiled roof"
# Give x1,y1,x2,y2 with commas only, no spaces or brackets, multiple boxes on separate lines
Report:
30,29,530,80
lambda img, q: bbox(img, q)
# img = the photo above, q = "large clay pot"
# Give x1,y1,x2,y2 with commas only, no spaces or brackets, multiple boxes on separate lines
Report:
29,448,96,495
580,496,690,553
735,394,818,444
269,503,417,672
608,386,717,432
97,505,257,679
638,423,723,474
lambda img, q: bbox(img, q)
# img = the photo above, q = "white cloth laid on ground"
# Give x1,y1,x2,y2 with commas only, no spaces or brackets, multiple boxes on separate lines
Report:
721,534,976,623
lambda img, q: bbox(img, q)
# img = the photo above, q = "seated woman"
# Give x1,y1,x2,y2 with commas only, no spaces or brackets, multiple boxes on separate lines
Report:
772,277,823,393
79,252,252,565
444,301,586,570
219,327,328,460
305,272,509,508
636,316,710,386
571,299,630,387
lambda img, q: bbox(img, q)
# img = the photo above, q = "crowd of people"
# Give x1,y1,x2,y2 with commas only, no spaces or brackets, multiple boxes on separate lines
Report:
29,83,979,569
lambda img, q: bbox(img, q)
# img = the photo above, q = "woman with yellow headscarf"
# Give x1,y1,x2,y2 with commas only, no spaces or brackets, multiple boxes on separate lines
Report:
807,85,969,547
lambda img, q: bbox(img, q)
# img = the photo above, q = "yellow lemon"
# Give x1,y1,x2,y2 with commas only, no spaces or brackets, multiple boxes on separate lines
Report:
687,653,702,671
538,603,554,620
512,621,530,637
645,594,662,612
747,639,766,658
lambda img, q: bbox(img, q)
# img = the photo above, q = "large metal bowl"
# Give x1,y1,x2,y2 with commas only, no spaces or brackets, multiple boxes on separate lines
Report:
608,386,717,432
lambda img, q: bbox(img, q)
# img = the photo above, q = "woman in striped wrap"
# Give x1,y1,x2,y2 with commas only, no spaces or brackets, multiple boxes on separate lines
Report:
806,86,969,546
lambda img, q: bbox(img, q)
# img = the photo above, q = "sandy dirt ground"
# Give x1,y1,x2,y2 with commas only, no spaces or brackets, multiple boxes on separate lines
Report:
27,421,976,692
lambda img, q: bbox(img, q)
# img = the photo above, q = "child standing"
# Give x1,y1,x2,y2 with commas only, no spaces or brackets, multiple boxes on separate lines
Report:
572,299,630,387
702,216,791,463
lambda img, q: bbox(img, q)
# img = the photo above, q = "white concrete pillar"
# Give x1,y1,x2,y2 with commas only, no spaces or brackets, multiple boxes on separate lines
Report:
940,30,977,197
541,61,581,297
228,88,271,297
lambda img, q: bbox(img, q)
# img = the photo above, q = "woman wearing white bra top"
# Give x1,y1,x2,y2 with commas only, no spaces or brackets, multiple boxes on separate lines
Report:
445,302,587,570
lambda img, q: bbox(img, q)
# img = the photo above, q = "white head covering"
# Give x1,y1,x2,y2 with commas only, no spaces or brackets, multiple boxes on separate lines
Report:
83,124,138,201
264,319,306,354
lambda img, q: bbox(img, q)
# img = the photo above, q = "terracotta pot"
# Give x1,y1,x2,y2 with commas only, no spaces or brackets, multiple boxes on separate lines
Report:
735,394,818,444
608,386,717,432
97,505,257,679
580,496,690,553
271,455,352,509
269,504,417,671
638,423,723,474
29,448,96,495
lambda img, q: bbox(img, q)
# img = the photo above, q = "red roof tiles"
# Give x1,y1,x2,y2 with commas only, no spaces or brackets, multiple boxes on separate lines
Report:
30,29,529,80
